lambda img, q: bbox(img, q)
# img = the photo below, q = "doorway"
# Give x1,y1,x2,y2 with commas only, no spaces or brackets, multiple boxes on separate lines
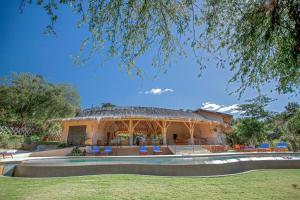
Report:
67,125,87,146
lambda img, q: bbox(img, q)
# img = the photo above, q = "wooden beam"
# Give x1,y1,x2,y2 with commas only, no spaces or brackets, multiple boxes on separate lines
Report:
146,121,159,135
155,121,163,129
160,120,172,145
166,121,172,129
132,120,141,129
183,121,190,130
183,121,196,145
128,120,133,145
121,120,129,130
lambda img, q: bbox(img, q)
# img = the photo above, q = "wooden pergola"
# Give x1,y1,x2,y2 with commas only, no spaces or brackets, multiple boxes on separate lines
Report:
100,117,226,145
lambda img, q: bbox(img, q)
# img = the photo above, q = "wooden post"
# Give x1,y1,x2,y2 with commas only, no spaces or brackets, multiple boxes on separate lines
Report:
128,120,133,146
184,121,196,145
125,120,140,146
156,121,171,145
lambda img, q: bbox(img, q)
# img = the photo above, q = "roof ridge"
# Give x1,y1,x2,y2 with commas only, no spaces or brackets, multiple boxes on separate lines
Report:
82,106,193,112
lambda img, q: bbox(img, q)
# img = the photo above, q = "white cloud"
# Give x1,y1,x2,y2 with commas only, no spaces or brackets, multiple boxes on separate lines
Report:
201,102,240,114
144,88,174,95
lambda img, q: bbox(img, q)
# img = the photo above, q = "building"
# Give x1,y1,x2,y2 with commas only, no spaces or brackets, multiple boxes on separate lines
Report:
60,106,233,146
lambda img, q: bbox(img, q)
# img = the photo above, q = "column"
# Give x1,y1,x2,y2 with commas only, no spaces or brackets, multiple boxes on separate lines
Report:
157,121,171,145
184,121,195,145
128,120,133,146
162,121,167,145
190,127,194,145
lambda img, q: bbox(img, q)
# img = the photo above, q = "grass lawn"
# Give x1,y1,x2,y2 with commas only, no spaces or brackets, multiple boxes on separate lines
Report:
0,170,300,200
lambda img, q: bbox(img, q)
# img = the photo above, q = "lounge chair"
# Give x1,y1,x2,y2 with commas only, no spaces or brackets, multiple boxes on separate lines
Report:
257,143,271,152
104,146,113,155
86,146,100,154
152,146,162,154
0,149,17,159
139,146,148,155
274,142,289,152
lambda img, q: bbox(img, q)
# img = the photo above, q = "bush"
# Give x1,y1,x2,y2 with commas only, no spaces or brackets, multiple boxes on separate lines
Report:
57,142,70,148
30,135,41,144
0,132,11,148
0,129,25,149
24,135,43,145
37,141,61,145
8,134,25,149
70,146,86,156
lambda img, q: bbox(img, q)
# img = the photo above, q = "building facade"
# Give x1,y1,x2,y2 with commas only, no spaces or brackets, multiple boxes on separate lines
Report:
60,107,233,146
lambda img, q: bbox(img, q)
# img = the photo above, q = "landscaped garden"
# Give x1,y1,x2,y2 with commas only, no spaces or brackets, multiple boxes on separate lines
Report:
1,170,300,200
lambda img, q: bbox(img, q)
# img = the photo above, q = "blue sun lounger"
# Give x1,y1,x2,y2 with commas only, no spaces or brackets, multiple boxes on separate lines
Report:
275,142,288,152
257,143,271,152
139,146,148,155
152,146,162,154
87,146,100,154
104,146,113,154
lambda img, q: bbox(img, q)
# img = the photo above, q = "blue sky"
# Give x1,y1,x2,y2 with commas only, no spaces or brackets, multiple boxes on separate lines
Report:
0,1,298,114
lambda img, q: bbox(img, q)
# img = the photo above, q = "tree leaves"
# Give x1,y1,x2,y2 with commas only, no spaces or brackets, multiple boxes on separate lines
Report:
22,0,300,96
0,73,80,129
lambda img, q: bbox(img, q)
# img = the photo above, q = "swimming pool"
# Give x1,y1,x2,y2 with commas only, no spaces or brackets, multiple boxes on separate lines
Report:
8,153,300,177
21,153,300,165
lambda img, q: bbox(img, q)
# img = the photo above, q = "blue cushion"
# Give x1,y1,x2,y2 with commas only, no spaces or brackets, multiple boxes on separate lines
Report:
153,146,162,152
139,146,148,152
260,143,269,148
276,142,288,148
91,146,100,153
104,146,112,153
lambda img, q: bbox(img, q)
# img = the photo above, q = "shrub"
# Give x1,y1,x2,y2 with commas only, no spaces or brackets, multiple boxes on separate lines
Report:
8,134,25,149
70,146,86,156
38,141,61,145
24,136,32,144
0,129,25,149
0,132,10,148
30,135,41,144
57,142,70,148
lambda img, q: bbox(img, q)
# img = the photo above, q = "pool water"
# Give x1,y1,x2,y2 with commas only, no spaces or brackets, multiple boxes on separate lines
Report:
24,153,300,165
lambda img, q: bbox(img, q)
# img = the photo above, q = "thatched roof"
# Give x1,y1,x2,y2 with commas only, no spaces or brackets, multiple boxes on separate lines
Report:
62,106,226,123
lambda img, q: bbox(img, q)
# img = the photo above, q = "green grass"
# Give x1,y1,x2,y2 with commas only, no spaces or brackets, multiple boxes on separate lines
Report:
1,170,300,200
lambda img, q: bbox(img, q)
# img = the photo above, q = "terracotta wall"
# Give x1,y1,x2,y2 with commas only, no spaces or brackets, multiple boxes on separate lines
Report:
61,120,98,145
